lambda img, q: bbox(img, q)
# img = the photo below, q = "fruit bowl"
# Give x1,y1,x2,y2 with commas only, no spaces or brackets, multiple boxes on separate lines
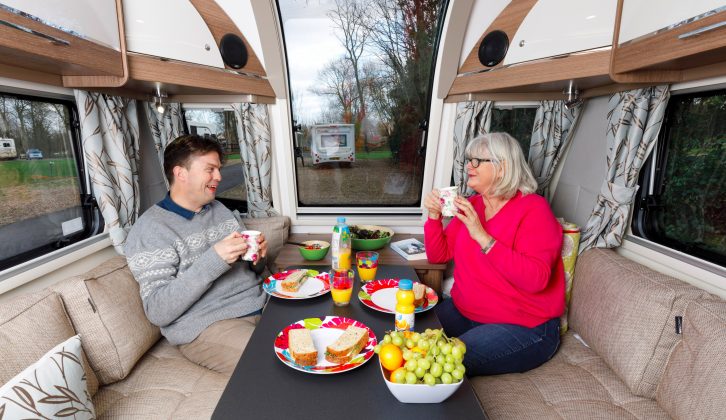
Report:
379,362,462,403
350,225,394,251
298,240,330,261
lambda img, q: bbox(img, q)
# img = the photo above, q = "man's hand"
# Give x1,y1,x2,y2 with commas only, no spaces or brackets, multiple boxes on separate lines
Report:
214,232,249,264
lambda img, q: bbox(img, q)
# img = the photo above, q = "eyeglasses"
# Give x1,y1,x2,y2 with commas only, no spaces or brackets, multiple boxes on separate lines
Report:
466,157,496,168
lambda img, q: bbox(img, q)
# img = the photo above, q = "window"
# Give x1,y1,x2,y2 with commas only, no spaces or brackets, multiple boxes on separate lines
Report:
490,106,537,159
278,0,448,210
183,107,247,212
0,92,100,271
632,90,725,267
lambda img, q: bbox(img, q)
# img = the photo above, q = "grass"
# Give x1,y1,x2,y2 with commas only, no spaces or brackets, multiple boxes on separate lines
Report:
356,150,393,159
0,159,78,187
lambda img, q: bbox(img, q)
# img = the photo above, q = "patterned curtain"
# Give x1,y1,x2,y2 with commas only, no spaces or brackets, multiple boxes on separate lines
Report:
144,102,185,188
528,100,583,198
579,86,670,252
452,101,493,196
74,91,140,253
232,103,278,217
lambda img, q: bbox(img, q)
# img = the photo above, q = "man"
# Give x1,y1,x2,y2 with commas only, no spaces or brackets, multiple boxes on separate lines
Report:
125,134,267,375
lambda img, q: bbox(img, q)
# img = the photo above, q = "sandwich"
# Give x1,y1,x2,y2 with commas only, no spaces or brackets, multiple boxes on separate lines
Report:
288,328,318,366
325,325,369,364
413,282,426,307
280,270,308,292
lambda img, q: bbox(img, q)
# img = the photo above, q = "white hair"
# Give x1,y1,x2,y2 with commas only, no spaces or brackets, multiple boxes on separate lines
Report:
464,132,538,198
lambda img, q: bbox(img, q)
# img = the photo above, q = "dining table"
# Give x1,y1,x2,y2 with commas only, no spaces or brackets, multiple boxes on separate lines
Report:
212,264,487,419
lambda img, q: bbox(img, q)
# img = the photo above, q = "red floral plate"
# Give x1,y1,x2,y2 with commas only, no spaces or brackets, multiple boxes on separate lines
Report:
273,316,377,374
263,270,330,299
358,278,438,313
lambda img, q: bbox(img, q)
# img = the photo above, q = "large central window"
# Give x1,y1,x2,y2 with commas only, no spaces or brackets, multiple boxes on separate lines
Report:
278,0,446,210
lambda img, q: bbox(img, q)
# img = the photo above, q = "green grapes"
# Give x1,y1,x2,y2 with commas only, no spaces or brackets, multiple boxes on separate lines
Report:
378,328,467,386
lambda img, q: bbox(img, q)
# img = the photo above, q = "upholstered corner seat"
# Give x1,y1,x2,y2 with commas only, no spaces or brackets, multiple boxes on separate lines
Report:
0,215,291,419
472,249,726,420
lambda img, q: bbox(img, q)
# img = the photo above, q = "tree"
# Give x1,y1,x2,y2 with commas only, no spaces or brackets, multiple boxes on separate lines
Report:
328,0,370,148
310,56,359,124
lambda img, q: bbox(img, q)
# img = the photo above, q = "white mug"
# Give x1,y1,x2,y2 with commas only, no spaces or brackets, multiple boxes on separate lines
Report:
241,230,261,262
439,186,458,217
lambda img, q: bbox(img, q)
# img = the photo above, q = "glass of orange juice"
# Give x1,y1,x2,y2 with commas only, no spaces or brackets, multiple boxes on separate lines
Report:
356,251,379,282
330,269,354,306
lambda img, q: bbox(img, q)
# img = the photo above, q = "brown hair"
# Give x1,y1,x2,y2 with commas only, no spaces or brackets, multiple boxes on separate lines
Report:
163,134,225,185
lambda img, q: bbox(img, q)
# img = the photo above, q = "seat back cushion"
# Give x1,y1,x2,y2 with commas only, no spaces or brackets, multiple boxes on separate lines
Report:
0,290,99,396
656,300,726,420
52,256,160,385
569,248,712,398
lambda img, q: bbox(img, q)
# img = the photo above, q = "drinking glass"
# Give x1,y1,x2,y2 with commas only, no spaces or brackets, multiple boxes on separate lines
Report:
356,251,379,282
330,269,354,306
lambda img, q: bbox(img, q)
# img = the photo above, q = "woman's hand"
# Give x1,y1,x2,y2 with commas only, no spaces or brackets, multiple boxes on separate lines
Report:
453,196,493,247
255,233,268,265
424,189,443,220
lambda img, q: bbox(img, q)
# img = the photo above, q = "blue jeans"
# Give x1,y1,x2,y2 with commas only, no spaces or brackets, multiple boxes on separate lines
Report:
435,298,560,376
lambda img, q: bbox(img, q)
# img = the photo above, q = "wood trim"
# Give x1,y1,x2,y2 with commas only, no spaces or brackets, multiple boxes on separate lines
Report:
580,83,653,98
449,50,611,96
444,92,564,103
189,0,266,77
62,0,128,88
0,62,63,87
170,94,276,104
612,9,726,75
459,0,538,74
127,53,275,97
0,8,123,77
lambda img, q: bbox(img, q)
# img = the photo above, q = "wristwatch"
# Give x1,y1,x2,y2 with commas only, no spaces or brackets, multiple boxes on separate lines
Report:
480,237,496,254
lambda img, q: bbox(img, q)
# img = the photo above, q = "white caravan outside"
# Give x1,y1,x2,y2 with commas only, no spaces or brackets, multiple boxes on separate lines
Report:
310,124,355,165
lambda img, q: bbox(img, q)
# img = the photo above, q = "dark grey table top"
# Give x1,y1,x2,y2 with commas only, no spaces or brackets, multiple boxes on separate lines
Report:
213,265,486,420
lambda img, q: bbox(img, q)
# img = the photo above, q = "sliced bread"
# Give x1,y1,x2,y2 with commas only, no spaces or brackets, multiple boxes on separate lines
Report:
281,270,308,292
325,325,369,364
289,328,318,366
413,282,426,307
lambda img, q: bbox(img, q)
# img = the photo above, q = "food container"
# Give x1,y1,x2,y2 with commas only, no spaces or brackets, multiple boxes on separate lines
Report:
379,362,462,403
298,240,330,261
350,225,394,251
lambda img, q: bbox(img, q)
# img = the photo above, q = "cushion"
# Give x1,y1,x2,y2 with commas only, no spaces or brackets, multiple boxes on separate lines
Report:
559,220,580,334
0,290,99,396
52,256,160,385
656,300,726,420
472,333,670,420
569,249,713,398
93,339,228,419
240,215,290,273
0,335,95,419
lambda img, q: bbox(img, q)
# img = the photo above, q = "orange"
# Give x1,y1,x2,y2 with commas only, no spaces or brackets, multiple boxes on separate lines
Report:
379,343,404,371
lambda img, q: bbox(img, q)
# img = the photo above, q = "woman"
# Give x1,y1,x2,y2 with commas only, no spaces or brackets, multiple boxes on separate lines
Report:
424,132,565,376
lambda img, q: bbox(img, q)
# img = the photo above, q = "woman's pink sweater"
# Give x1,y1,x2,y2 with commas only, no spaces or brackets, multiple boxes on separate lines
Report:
424,191,565,327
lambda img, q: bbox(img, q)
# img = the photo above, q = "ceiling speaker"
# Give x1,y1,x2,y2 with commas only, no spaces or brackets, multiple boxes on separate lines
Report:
219,33,248,69
478,30,509,67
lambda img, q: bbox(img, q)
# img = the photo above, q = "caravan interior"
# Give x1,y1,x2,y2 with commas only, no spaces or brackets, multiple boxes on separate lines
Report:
0,1,724,419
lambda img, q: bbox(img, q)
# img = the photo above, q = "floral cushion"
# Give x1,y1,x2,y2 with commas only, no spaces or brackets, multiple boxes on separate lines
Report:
0,335,95,419
559,220,580,335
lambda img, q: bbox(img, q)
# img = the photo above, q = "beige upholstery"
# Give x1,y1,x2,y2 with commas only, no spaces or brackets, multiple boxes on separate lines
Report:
93,339,227,419
472,334,670,419
474,248,724,419
52,256,160,385
569,248,711,397
0,290,99,396
1,215,292,419
656,300,726,420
